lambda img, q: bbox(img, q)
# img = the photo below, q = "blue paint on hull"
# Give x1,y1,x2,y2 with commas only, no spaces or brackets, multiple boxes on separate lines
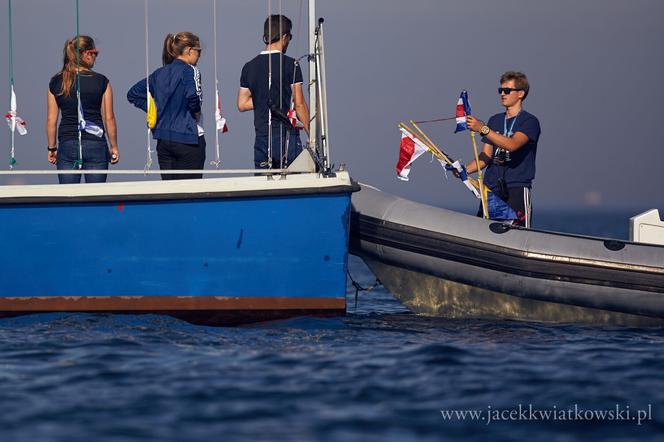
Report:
0,194,351,300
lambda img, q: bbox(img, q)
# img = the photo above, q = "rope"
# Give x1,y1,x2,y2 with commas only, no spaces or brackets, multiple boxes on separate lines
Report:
346,269,382,309
210,0,221,168
412,116,456,124
7,0,15,168
7,0,12,89
143,0,153,172
279,0,284,169
266,0,272,169
283,0,305,161
74,0,83,169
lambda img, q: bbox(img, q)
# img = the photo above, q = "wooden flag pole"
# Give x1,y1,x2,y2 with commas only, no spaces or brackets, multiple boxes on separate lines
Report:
398,121,481,192
409,120,453,164
470,131,488,218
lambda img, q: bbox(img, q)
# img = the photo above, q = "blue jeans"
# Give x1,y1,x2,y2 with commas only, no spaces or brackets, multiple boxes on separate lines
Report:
56,139,109,184
254,130,303,169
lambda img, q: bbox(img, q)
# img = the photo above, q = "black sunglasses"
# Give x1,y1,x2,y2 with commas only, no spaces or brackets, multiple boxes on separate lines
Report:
498,87,523,95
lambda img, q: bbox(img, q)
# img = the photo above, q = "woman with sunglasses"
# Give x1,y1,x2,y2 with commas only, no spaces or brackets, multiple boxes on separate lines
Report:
127,32,205,180
46,35,120,184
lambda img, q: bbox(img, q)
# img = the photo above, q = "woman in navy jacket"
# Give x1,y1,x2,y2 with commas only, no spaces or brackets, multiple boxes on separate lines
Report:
128,32,205,180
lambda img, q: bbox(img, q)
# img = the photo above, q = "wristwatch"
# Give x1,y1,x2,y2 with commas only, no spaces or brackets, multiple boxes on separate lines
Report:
480,125,490,136
47,146,58,152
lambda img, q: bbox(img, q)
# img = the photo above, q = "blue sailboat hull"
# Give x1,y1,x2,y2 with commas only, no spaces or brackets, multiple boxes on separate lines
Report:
0,174,355,325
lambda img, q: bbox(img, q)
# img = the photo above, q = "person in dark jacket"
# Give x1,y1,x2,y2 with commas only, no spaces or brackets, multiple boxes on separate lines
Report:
127,32,205,180
46,35,120,184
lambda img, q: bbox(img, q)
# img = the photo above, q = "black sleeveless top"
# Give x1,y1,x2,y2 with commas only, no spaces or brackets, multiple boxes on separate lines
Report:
49,71,109,143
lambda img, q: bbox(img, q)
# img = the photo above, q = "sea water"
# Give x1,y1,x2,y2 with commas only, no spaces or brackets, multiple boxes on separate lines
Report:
0,211,662,442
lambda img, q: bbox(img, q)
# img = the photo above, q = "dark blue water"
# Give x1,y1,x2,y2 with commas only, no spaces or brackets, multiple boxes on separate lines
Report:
1,212,663,442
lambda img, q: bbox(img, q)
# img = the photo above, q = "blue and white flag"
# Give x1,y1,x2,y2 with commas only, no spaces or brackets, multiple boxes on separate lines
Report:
487,192,518,221
443,160,480,198
77,93,104,138
454,90,472,133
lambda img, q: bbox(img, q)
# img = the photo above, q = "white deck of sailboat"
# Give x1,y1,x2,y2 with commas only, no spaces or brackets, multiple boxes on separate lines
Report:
0,170,353,200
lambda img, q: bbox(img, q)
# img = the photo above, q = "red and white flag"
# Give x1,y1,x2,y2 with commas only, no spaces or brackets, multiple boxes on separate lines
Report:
215,88,228,133
396,128,429,181
287,101,304,130
5,85,27,136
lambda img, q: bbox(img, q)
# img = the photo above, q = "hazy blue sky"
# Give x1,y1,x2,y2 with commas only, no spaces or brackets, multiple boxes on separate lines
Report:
1,0,662,212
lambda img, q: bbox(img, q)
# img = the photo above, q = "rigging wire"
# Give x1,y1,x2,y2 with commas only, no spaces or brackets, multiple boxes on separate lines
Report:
279,0,284,169
7,0,15,167
144,0,154,172
267,0,273,169
210,0,221,168
74,0,83,169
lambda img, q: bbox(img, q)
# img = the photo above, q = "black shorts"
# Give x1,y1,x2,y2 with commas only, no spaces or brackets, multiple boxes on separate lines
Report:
478,186,532,227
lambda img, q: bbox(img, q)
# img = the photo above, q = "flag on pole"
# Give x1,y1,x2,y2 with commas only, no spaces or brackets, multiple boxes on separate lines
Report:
396,127,430,181
454,90,472,133
5,85,27,136
77,93,104,137
442,160,480,198
215,88,228,133
287,101,303,130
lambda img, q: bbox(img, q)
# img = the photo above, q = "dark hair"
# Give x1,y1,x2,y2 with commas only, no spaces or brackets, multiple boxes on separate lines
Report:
500,71,530,100
56,35,96,97
263,15,292,44
162,32,201,65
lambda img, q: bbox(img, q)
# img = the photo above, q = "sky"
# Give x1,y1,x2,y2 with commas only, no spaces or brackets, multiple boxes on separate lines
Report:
1,0,662,213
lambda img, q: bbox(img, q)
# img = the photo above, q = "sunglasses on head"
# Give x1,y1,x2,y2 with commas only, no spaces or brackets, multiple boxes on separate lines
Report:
81,49,99,56
498,87,522,95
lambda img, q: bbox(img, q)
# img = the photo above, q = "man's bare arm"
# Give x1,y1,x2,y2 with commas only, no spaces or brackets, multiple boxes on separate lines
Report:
237,87,253,112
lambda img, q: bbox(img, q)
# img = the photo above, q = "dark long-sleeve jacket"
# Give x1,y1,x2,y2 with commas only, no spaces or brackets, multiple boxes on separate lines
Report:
127,59,202,145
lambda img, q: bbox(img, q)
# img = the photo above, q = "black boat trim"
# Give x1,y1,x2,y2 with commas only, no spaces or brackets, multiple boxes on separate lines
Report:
350,213,664,293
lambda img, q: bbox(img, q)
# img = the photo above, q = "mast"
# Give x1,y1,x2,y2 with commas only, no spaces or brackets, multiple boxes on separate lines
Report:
308,0,317,151
308,0,331,172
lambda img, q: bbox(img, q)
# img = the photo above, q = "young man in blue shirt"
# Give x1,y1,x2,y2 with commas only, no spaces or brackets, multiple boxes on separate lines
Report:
466,71,541,227
237,15,310,169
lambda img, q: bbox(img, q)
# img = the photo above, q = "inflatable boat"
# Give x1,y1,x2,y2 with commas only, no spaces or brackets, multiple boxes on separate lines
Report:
350,184,664,325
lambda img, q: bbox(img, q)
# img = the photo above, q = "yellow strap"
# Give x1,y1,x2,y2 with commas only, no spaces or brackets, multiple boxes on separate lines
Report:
146,92,157,129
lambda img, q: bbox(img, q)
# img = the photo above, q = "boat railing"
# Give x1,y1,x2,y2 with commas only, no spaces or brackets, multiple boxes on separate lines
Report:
0,169,290,176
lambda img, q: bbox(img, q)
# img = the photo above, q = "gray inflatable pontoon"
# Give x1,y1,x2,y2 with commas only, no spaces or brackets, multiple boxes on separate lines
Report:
350,184,664,326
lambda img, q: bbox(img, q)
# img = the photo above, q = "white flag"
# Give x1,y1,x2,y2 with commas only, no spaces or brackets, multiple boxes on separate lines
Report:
5,85,27,136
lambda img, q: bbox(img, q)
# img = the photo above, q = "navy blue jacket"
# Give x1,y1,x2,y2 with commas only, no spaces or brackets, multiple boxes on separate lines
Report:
127,59,202,145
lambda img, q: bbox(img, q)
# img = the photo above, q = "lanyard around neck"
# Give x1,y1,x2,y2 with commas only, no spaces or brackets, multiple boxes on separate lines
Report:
503,111,520,137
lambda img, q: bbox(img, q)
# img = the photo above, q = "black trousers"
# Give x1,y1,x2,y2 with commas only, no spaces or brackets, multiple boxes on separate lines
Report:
157,136,206,180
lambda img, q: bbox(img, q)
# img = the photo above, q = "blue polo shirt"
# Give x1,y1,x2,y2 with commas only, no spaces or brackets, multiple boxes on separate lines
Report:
482,110,541,189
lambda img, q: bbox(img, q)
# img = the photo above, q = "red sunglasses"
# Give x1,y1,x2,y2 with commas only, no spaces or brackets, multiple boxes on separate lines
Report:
81,49,99,56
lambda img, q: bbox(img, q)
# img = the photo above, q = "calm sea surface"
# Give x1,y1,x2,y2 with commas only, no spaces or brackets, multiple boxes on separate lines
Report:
1,211,663,441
